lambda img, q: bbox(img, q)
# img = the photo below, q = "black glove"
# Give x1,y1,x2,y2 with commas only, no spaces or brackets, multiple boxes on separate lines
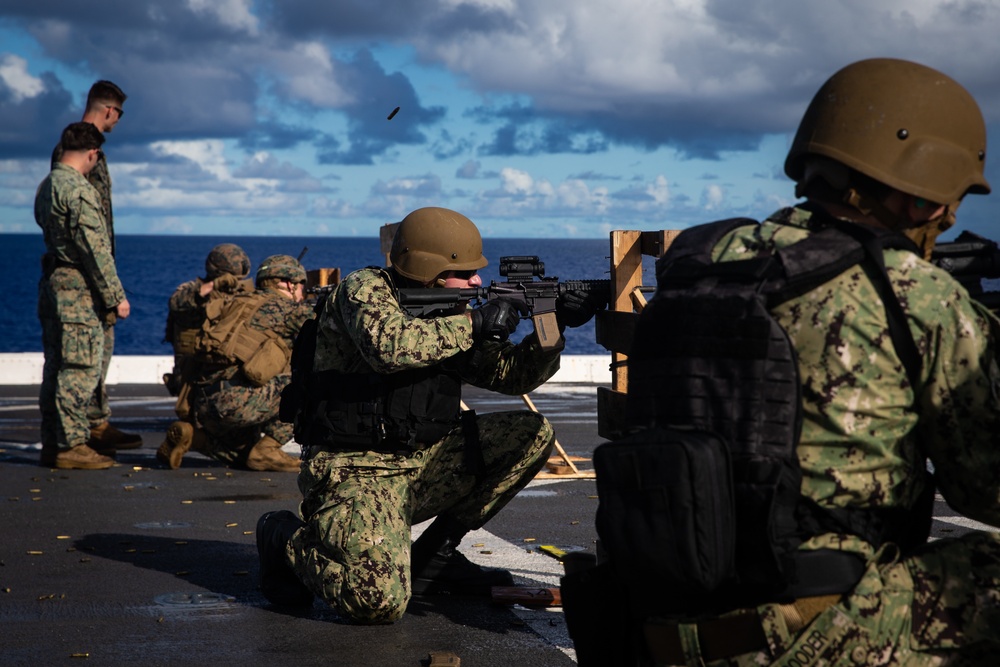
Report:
556,289,607,328
471,298,529,343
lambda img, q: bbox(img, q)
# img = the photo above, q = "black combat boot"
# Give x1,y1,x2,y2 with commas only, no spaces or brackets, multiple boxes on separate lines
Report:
256,510,314,608
410,515,514,596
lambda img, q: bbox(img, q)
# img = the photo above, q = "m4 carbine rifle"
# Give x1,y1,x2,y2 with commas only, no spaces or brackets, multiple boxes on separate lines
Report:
397,255,610,350
932,231,1000,312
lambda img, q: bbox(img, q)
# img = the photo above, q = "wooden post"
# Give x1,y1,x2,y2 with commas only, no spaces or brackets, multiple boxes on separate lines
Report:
609,231,644,393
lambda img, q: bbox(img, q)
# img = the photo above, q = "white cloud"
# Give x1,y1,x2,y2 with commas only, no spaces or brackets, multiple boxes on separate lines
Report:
0,54,44,102
270,41,353,108
499,167,534,194
701,183,724,210
150,140,231,180
413,0,1000,126
186,0,260,34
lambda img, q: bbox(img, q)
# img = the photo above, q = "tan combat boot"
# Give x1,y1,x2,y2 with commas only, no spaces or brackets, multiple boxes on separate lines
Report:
40,444,114,470
156,421,208,470
89,421,143,452
246,436,301,473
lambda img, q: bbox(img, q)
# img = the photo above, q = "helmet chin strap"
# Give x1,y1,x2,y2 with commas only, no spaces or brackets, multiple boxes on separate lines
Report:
842,187,901,229
842,187,954,260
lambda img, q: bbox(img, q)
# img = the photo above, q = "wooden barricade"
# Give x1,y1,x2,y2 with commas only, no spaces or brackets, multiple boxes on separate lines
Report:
594,230,681,441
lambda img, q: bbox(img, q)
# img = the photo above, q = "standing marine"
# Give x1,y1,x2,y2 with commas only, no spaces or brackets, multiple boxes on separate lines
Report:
50,80,140,453
256,207,604,623
37,122,131,469
157,255,314,472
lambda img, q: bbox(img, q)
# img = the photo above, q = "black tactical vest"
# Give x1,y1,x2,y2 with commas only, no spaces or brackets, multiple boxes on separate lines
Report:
595,214,933,615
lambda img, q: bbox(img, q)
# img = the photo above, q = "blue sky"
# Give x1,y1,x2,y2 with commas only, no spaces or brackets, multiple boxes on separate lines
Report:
2,0,1000,239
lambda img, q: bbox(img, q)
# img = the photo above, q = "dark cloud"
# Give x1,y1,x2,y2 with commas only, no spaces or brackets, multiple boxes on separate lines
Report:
469,100,766,160
431,129,474,160
313,49,445,165
233,154,312,180
476,121,610,157
238,125,319,152
0,4,262,155
569,171,623,181
609,186,659,204
456,160,480,179
263,0,515,39
0,6,446,166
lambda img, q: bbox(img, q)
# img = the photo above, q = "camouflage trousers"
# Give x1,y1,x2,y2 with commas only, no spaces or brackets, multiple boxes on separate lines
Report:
285,410,555,624
190,374,293,466
38,280,114,449
668,532,1000,667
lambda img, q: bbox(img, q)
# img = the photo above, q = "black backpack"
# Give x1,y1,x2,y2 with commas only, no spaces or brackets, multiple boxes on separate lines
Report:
593,215,931,617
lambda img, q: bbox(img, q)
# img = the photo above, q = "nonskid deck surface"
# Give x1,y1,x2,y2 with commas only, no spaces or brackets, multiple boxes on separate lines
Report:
0,383,985,666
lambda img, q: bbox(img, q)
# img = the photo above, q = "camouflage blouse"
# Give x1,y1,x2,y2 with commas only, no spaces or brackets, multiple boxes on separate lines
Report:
314,267,561,396
34,163,124,312
714,206,1000,555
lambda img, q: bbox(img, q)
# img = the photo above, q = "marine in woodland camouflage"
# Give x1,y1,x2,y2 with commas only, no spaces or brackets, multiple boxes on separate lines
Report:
35,163,125,449
684,205,1000,664
164,274,254,392
189,287,314,465
285,266,561,623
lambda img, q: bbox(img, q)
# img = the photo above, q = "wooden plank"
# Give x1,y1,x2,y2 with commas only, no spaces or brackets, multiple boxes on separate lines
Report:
641,229,682,258
491,586,562,607
609,230,643,394
428,651,461,666
305,267,340,288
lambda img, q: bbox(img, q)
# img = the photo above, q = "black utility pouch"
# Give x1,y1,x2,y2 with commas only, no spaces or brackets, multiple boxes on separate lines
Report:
594,427,736,615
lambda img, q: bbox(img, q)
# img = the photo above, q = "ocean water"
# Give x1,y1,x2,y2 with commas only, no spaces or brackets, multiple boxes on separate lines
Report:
4,234,627,356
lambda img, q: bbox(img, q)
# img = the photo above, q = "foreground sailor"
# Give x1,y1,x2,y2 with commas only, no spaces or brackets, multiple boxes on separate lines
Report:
161,243,253,422
257,207,602,623
157,255,313,472
36,122,131,469
581,59,1000,665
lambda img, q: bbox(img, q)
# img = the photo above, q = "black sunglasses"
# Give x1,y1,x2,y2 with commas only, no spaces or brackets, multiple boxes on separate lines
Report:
106,104,124,118
450,270,477,279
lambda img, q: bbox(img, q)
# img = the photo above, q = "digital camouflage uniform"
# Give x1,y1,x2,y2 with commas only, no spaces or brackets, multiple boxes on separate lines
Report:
50,146,116,426
285,267,561,624
189,288,314,466
675,206,1000,666
36,163,125,449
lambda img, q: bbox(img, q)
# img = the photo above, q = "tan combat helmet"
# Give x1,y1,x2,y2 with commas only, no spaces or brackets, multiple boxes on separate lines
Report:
786,58,990,207
390,207,488,284
256,254,306,285
205,243,250,279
